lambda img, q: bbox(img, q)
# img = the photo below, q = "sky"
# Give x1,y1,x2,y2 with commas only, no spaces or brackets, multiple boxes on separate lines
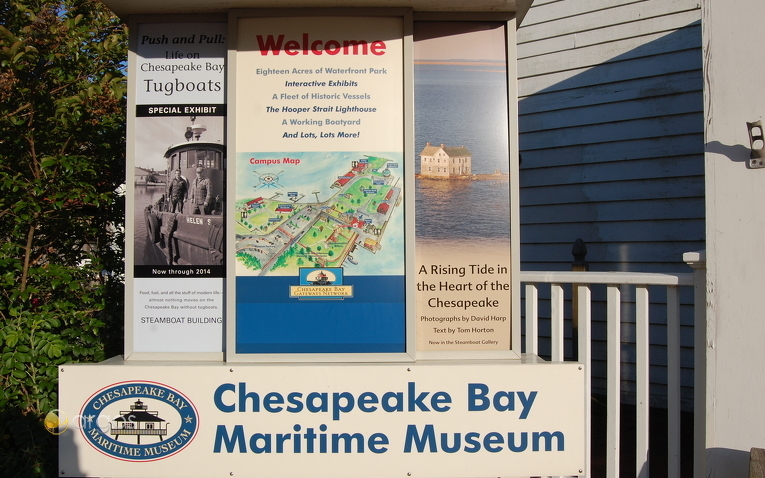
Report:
413,22,507,62
134,116,225,171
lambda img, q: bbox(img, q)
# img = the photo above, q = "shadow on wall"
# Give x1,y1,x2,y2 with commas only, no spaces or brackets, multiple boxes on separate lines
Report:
518,20,705,273
705,141,750,163
706,448,751,478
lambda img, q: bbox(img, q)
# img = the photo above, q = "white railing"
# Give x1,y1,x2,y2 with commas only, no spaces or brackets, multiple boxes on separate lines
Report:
521,258,705,478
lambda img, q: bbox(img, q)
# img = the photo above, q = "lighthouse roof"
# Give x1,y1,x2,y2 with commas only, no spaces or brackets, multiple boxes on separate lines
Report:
115,411,166,422
419,143,472,157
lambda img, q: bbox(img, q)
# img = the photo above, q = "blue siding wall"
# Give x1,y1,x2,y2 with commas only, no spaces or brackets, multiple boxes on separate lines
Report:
517,0,703,407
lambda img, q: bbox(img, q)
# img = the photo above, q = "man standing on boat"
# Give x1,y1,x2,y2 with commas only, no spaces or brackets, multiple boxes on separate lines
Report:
168,169,188,213
189,166,212,215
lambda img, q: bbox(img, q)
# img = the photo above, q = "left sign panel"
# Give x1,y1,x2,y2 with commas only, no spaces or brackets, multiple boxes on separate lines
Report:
130,23,227,354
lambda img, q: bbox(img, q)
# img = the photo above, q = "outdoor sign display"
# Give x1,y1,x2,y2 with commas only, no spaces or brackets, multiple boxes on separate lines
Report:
129,22,226,354
231,16,407,354
87,10,587,478
58,362,585,477
413,22,513,352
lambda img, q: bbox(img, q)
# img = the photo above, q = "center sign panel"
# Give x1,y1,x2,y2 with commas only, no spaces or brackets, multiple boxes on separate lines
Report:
233,17,406,354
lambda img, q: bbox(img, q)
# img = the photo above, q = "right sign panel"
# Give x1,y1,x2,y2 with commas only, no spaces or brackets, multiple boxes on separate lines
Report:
414,22,513,351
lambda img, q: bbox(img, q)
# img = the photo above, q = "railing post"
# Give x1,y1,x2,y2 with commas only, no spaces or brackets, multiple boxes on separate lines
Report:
571,239,588,360
684,251,707,478
525,283,539,356
666,285,681,478
551,283,565,362
576,284,592,478
607,284,621,478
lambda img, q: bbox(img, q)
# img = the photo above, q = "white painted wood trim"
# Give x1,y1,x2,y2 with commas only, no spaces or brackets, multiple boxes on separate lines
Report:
525,283,539,355
636,285,650,478
551,283,565,362
576,284,592,478
607,284,621,478
667,285,682,478
520,270,694,286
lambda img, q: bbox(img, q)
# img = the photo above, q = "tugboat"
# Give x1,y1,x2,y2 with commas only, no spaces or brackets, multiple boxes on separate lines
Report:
143,117,225,265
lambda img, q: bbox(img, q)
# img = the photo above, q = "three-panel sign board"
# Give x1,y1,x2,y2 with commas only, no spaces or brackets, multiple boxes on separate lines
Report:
58,7,586,478
126,10,520,362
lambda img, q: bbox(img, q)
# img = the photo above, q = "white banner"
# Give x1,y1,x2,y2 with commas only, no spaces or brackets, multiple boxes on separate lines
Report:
59,362,585,477
135,23,226,105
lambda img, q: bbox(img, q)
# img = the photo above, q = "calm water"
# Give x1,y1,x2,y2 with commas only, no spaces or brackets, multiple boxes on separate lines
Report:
414,64,511,240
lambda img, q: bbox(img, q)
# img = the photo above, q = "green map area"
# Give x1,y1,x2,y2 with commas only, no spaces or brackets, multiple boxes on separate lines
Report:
235,155,402,275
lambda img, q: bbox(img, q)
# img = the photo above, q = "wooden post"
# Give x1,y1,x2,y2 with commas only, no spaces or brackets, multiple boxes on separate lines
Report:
571,238,588,360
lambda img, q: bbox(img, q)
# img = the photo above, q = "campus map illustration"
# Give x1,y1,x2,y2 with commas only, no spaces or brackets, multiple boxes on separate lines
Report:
235,152,403,276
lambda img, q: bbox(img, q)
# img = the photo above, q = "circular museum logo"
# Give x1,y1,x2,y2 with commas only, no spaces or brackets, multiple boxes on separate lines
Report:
79,381,199,461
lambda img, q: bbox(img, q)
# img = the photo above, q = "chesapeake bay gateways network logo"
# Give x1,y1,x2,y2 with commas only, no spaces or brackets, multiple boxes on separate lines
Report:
289,267,353,299
79,381,199,461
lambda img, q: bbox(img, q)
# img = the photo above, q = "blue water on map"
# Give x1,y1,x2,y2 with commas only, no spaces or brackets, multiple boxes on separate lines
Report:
414,64,511,241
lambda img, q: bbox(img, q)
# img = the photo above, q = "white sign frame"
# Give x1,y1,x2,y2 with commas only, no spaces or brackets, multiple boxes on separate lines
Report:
225,8,416,363
125,14,229,362
59,360,585,477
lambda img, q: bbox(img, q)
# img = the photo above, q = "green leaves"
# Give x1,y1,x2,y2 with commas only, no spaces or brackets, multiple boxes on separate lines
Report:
0,0,127,475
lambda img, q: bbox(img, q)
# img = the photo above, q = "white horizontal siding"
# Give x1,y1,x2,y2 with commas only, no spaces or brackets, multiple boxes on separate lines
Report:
519,0,699,42
517,0,703,411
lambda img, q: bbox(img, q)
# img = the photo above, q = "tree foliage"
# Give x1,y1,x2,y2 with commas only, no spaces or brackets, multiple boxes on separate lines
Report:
0,0,127,475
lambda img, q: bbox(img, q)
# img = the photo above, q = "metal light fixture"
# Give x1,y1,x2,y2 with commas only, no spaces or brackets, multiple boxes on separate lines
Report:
747,120,765,168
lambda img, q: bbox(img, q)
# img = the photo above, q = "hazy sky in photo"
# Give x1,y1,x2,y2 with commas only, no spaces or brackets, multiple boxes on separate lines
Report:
134,116,225,171
414,23,506,61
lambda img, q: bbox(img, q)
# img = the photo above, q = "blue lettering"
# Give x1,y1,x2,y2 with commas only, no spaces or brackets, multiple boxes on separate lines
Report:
508,432,528,452
431,391,452,412
408,382,430,412
332,392,354,420
483,432,503,452
467,383,490,411
518,391,537,419
213,425,246,453
239,382,260,412
381,392,403,412
250,433,272,453
368,433,389,454
307,392,328,413
287,392,303,412
440,433,461,453
533,431,564,451
492,391,515,411
214,383,235,413
358,392,378,412
403,424,437,453
463,432,481,453
264,392,284,412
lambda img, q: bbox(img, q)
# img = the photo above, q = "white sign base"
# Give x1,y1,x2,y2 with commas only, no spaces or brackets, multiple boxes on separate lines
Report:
59,360,584,477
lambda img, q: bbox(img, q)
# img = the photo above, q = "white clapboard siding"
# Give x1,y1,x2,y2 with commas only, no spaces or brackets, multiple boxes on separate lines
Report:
521,69,702,114
517,0,703,412
521,48,701,96
520,0,700,42
520,9,701,58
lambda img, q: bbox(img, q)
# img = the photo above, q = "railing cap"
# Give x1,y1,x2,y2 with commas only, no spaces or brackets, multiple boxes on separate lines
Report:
683,250,706,268
520,270,695,286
